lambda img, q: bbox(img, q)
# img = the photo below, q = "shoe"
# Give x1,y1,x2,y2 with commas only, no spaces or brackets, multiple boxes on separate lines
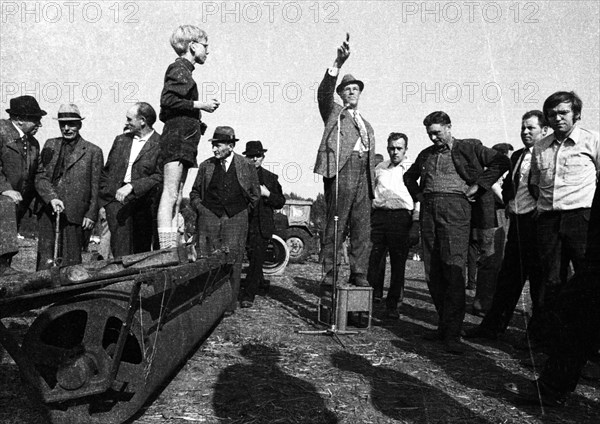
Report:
471,308,487,318
444,339,465,355
385,306,400,320
352,275,370,287
240,300,254,309
504,381,566,407
422,329,443,341
462,326,498,340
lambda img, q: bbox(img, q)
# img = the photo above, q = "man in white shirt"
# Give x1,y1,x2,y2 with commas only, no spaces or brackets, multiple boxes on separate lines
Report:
367,133,419,319
465,110,548,340
99,102,162,257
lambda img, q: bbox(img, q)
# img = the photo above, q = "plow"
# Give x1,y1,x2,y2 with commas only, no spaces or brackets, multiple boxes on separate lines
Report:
0,246,233,424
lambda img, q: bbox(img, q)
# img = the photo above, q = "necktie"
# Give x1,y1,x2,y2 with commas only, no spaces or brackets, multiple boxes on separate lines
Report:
353,110,369,153
513,151,526,191
18,135,28,157
221,159,227,172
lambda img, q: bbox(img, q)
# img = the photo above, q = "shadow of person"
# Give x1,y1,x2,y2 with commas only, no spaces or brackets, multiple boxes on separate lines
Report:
330,351,490,423
213,343,338,423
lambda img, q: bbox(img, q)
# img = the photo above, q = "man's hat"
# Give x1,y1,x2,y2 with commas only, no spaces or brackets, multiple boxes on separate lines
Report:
336,74,364,95
5,95,47,118
54,104,84,121
209,126,238,142
243,140,267,156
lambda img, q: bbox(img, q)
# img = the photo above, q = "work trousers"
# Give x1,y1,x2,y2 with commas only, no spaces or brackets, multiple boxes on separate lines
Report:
105,196,155,258
422,194,471,340
367,209,411,308
243,222,269,302
321,152,371,279
196,204,248,311
479,211,542,333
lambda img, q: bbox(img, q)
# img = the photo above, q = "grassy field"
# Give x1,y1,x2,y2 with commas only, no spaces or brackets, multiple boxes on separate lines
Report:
1,239,599,424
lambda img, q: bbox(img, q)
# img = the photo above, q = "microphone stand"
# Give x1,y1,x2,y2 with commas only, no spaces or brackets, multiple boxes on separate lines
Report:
299,105,358,345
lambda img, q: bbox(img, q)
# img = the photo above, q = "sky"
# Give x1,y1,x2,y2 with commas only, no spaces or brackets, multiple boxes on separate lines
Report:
1,0,599,199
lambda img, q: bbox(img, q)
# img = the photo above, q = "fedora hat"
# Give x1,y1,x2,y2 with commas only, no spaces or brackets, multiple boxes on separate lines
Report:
5,95,47,118
336,74,364,95
209,126,238,142
54,104,84,121
243,140,267,156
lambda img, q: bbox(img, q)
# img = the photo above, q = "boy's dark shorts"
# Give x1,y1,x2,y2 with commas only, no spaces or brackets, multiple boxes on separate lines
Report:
160,116,204,168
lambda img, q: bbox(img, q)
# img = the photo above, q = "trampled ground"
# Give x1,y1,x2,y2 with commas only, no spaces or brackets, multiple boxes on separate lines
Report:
1,239,599,424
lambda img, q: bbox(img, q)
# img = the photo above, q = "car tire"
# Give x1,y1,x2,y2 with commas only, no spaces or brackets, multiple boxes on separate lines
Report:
286,228,310,263
263,234,289,275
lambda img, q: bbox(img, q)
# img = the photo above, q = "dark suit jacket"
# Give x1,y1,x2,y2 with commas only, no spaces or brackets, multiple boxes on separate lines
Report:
35,136,104,224
404,138,510,228
0,119,41,211
251,167,286,239
313,70,376,196
190,152,260,213
501,147,536,206
99,131,162,207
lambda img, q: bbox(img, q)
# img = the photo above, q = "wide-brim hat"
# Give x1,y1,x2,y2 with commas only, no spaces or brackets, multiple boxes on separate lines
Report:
5,95,47,118
209,126,238,142
336,74,364,95
243,140,267,156
54,103,84,121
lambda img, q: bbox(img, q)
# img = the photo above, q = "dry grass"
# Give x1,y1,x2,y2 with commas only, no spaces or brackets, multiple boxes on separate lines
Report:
1,240,599,424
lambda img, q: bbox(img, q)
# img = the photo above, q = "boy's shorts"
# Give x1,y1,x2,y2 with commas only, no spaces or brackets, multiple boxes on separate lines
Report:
160,116,203,168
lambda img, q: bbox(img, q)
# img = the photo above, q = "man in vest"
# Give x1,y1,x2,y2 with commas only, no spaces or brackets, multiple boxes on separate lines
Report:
189,126,260,313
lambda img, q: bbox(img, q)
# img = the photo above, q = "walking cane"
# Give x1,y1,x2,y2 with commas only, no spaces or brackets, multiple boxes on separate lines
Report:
52,210,61,267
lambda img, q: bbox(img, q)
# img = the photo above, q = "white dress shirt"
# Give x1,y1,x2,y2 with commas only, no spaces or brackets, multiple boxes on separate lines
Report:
372,159,415,212
124,130,154,183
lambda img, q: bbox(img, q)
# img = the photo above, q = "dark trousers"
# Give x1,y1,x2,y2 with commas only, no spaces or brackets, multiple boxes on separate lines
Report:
422,194,471,340
479,211,542,333
539,189,600,394
105,197,155,258
469,225,505,311
197,204,248,311
529,208,590,339
37,208,83,270
321,152,371,279
243,221,269,302
367,209,411,308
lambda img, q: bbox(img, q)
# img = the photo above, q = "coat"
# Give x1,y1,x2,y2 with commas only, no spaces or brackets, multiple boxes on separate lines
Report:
0,119,41,210
99,131,162,206
251,166,286,239
190,152,260,212
313,70,376,196
35,136,104,224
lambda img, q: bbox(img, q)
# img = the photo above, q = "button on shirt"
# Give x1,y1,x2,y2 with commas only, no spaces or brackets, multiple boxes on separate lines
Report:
124,130,154,183
508,148,536,215
531,125,600,212
372,160,415,211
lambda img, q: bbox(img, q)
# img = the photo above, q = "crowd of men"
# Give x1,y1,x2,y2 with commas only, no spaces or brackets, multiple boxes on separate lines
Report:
1,31,599,408
314,35,599,404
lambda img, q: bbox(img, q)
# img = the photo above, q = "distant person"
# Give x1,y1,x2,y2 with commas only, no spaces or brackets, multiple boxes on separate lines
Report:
35,104,103,270
404,111,509,354
0,96,47,275
157,25,220,248
465,110,547,340
313,33,375,287
367,133,419,319
189,126,259,313
526,91,599,349
99,102,162,257
468,142,514,316
241,141,286,307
